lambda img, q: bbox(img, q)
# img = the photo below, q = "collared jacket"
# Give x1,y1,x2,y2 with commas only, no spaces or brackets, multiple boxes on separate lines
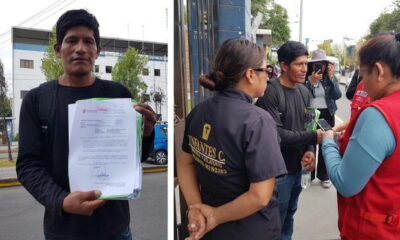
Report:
304,75,342,116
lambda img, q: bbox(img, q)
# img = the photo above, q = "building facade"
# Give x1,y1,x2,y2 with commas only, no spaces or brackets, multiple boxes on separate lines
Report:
12,27,168,135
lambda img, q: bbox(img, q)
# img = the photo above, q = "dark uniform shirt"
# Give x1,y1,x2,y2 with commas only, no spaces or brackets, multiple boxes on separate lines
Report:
182,89,287,240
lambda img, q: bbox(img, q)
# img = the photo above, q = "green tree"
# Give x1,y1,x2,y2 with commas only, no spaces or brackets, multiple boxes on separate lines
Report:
259,2,290,48
251,0,269,16
367,0,400,38
0,60,11,119
0,59,13,160
41,27,64,81
112,47,148,101
317,41,333,56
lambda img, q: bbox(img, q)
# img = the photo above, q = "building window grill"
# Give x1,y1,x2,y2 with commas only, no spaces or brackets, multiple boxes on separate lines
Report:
20,59,34,69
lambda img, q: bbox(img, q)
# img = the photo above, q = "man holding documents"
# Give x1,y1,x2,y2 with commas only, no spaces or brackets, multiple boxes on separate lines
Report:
16,9,156,240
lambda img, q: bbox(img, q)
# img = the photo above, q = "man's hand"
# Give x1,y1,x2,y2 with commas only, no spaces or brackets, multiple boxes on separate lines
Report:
316,129,324,144
301,151,316,171
310,70,323,85
134,103,157,138
62,190,106,216
185,208,206,240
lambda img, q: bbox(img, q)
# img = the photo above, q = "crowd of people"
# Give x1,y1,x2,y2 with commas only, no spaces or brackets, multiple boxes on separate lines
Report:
178,32,400,240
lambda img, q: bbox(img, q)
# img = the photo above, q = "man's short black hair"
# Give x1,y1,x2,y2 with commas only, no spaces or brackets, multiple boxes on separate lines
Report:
277,41,308,65
55,9,100,48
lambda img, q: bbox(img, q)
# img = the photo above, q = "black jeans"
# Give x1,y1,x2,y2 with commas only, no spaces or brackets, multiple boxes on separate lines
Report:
312,108,335,181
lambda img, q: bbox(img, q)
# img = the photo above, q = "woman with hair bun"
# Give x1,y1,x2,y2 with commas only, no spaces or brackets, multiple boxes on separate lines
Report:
177,38,287,240
322,32,400,239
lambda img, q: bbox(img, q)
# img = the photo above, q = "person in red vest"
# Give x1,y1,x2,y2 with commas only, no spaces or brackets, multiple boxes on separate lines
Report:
333,79,370,133
322,32,400,239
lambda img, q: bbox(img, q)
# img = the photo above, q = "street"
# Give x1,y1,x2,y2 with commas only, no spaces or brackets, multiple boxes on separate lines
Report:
0,172,167,240
293,83,349,240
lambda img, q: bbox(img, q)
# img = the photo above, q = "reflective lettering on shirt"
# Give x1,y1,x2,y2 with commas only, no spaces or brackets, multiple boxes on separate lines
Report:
218,150,226,163
188,135,228,174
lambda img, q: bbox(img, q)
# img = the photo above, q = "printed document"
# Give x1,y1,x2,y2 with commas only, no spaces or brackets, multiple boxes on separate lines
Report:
68,98,142,200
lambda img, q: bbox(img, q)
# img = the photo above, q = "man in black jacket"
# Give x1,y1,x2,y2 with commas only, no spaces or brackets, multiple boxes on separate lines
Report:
256,41,323,240
16,9,156,240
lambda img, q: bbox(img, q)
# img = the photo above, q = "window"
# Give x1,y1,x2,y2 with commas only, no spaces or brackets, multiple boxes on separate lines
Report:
20,59,34,69
105,66,112,73
20,90,28,99
94,65,99,73
142,68,149,76
154,69,160,76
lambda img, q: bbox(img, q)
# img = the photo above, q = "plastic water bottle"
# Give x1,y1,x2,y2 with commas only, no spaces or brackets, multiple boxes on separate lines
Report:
301,170,311,189
301,157,312,189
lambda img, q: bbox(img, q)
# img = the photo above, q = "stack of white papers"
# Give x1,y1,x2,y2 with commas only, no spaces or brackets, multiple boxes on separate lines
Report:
68,98,143,200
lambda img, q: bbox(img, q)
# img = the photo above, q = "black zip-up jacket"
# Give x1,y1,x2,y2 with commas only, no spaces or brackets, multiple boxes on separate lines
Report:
16,79,154,240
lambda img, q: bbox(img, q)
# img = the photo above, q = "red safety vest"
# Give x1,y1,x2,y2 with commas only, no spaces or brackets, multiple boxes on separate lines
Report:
350,81,370,118
338,88,400,239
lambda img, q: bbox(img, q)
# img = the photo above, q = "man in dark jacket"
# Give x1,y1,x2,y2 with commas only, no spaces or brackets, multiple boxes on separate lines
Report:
16,9,156,240
256,41,323,240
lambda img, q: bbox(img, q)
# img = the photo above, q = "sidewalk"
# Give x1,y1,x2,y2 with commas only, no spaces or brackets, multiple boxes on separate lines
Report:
0,141,18,153
293,180,340,240
0,142,168,187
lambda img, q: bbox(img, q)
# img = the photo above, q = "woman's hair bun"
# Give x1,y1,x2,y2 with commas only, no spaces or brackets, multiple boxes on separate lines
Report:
199,71,227,91
199,74,216,90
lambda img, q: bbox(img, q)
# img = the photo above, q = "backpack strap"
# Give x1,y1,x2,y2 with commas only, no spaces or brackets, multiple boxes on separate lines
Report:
297,83,310,107
268,77,286,116
36,80,58,144
268,77,310,121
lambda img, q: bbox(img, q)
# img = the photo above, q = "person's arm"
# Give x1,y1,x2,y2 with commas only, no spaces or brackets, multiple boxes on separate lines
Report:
332,120,349,133
189,178,275,237
255,84,320,146
177,115,207,240
16,90,71,216
321,107,395,197
133,102,156,162
17,90,106,217
141,130,155,162
327,74,342,100
177,152,202,207
278,127,320,146
346,69,360,100
178,151,207,240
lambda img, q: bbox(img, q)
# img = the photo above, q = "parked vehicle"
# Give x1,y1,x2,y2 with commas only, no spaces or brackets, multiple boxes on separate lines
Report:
152,122,168,165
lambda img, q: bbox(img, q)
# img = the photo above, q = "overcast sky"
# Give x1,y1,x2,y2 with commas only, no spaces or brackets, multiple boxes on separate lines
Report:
0,0,169,83
275,0,395,50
